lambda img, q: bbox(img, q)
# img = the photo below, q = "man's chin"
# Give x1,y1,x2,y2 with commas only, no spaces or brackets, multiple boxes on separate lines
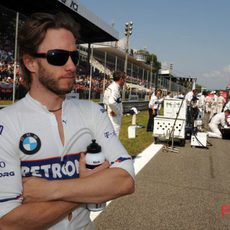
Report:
50,87,73,96
60,89,73,95
59,83,74,95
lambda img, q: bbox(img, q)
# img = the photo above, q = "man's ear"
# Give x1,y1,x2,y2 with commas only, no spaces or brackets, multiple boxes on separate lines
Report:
23,55,37,73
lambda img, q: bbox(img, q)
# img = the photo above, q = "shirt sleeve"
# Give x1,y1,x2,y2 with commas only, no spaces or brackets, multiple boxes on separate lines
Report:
90,102,135,179
0,115,23,217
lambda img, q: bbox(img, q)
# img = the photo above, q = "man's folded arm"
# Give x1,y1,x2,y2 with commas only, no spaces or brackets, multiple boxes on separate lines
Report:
0,201,79,230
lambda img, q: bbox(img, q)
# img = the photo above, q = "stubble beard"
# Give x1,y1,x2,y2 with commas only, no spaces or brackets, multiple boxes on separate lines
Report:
37,63,75,96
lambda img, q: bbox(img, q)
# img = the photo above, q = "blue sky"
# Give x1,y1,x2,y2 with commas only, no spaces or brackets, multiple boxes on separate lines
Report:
80,0,230,90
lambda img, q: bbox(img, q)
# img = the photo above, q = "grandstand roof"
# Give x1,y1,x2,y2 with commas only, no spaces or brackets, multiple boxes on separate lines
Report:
92,46,156,72
0,0,119,43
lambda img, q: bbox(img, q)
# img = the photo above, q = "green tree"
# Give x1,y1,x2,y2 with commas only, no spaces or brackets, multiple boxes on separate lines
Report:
136,49,161,72
145,53,161,72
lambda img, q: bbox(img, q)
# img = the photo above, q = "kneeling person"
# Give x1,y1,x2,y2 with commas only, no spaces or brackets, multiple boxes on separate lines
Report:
208,109,230,138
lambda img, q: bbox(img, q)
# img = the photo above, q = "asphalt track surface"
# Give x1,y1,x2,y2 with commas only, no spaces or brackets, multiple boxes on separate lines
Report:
91,136,230,230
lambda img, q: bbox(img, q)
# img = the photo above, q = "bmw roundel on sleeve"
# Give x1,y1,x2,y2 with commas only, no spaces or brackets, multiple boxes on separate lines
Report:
19,133,41,155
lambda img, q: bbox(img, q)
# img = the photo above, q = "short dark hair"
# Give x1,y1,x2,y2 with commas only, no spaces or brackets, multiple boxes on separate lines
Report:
155,89,162,94
192,89,197,93
18,12,80,89
113,71,126,82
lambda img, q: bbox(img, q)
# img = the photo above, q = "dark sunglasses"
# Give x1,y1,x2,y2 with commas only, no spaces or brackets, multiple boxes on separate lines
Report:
33,49,79,66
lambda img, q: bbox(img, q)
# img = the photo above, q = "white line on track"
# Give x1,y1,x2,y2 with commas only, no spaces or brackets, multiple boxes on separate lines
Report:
90,143,163,221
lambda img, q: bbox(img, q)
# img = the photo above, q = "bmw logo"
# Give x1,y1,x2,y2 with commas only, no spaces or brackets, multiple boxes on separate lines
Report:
19,133,41,155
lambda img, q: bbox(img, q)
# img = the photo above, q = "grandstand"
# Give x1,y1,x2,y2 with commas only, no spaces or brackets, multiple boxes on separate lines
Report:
0,0,192,102
0,0,119,43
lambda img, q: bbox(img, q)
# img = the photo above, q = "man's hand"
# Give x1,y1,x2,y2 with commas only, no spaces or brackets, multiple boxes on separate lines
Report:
22,177,49,203
79,152,110,178
110,111,116,117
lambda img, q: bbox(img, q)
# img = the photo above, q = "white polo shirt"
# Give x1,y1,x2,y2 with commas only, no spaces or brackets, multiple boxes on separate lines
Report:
0,93,135,229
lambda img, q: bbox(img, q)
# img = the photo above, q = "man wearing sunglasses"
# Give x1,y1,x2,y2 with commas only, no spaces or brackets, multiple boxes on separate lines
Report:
0,12,135,230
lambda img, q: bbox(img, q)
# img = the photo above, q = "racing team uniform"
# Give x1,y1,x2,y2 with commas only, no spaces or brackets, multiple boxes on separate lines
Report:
103,81,123,136
209,94,218,120
204,95,212,113
208,112,226,138
0,93,135,230
216,95,226,114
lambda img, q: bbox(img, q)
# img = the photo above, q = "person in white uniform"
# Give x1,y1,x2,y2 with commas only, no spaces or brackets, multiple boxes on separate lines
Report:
0,12,135,230
103,71,126,137
216,92,226,114
209,91,218,120
146,89,163,132
204,92,212,113
198,91,207,119
208,109,230,138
